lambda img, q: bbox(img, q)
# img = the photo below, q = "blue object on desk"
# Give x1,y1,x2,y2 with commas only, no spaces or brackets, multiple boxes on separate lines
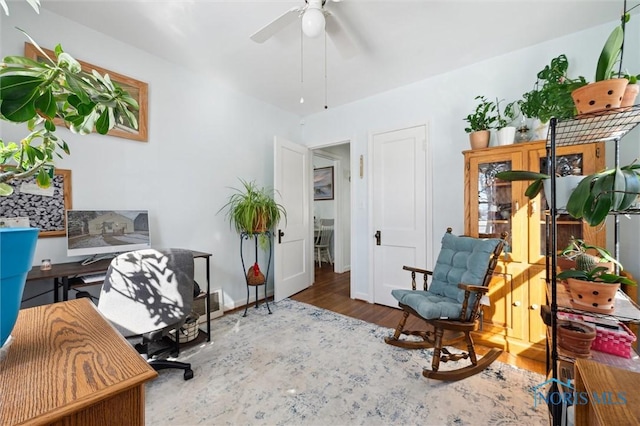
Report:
1,228,39,347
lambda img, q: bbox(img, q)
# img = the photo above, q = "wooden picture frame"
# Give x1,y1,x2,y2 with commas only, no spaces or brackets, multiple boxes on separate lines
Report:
0,169,72,238
24,43,148,142
314,166,334,200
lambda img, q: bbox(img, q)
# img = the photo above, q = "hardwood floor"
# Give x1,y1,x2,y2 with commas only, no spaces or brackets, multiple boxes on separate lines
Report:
292,263,546,376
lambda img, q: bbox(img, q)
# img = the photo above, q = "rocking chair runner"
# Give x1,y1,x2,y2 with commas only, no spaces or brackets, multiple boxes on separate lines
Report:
384,228,507,381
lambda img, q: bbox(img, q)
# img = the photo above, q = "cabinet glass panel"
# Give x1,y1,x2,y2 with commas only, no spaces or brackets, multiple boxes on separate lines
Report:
478,160,513,253
538,154,584,256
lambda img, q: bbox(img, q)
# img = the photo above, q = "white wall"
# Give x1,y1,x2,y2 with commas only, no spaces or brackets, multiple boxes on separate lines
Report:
1,4,301,309
301,17,640,299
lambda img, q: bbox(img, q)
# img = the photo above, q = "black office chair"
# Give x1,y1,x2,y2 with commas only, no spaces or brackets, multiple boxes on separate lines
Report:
97,248,195,380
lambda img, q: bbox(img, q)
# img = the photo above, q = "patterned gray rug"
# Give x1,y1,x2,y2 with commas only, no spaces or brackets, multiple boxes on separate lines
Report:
145,299,548,425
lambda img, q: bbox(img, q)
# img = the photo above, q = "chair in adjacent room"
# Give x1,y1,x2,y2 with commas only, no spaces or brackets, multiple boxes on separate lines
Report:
97,248,195,380
384,228,506,381
314,220,334,267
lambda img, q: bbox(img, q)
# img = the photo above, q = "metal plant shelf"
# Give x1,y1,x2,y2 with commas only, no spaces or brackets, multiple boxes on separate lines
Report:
545,104,640,147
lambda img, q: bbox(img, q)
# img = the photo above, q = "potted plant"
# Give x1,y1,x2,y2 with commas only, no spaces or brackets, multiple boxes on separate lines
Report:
557,265,636,314
518,54,587,139
557,319,597,357
494,169,584,209
0,19,139,349
571,4,639,114
558,237,622,272
463,95,497,149
0,228,39,348
218,178,287,249
495,98,517,146
565,161,640,227
621,72,640,107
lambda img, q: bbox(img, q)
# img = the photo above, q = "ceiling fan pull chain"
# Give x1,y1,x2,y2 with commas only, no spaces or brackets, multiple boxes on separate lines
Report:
300,25,305,104
324,29,328,109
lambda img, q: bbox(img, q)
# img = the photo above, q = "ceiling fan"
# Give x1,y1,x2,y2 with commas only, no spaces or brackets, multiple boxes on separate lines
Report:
250,0,356,59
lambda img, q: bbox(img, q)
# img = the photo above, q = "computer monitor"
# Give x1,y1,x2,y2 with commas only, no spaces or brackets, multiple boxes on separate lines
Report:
66,210,151,264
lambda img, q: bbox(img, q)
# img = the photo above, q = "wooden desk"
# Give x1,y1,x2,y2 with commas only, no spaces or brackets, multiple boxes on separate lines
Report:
26,250,213,340
0,299,157,425
574,358,640,425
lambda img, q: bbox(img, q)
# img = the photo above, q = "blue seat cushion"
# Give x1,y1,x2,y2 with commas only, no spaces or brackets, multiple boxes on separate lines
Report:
391,233,501,320
391,289,463,319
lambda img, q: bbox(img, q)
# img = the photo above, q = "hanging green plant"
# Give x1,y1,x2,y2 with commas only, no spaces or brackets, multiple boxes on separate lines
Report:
566,162,640,226
218,178,287,250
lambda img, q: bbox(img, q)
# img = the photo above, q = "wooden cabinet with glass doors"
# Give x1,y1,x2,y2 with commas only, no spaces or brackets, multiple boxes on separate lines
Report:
463,139,605,361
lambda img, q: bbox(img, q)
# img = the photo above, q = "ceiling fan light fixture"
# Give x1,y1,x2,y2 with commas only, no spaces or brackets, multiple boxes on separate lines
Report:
302,7,325,38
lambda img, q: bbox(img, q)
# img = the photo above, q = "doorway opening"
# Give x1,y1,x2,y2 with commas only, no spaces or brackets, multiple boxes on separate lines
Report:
311,142,351,284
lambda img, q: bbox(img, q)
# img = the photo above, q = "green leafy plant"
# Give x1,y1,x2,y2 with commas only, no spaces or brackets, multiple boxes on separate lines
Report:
623,73,640,84
518,54,587,124
218,179,287,249
596,4,639,82
463,95,497,133
0,31,139,195
560,237,622,271
494,170,550,199
566,162,640,227
495,98,517,130
557,266,636,286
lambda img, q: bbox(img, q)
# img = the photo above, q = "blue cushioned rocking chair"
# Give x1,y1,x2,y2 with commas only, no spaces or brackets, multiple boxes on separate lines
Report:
384,228,507,381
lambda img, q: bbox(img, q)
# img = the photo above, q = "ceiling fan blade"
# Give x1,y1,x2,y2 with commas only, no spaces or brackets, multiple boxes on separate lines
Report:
325,14,357,59
250,7,302,43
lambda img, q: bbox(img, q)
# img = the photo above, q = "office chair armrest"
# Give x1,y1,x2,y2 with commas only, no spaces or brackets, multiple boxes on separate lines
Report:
402,265,433,291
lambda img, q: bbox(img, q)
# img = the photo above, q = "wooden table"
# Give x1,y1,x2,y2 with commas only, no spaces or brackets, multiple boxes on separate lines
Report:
574,358,640,425
0,299,157,425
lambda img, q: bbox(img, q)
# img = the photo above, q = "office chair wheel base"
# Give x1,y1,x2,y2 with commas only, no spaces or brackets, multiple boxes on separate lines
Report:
184,369,194,380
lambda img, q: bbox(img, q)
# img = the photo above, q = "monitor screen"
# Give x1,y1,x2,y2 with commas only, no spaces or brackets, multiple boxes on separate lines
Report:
66,210,151,261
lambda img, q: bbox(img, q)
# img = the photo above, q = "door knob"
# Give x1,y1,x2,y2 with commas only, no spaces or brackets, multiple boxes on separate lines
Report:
512,301,521,307
530,304,539,310
278,229,285,244
374,230,381,245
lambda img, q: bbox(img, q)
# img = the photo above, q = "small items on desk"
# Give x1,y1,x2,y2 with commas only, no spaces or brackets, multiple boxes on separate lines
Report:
40,258,52,271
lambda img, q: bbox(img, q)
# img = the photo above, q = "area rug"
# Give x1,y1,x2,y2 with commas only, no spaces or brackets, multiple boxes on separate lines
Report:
145,299,548,425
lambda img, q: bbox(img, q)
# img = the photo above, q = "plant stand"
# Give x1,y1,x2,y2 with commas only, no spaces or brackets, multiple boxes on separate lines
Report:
240,231,272,316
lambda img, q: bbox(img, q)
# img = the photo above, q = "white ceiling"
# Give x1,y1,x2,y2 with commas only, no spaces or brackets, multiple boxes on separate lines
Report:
41,1,625,117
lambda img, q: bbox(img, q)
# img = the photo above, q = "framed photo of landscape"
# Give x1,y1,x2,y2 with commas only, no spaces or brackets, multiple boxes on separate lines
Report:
24,43,148,142
314,166,334,200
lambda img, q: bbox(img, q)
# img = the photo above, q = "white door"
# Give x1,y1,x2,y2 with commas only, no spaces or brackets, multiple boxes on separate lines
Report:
372,125,428,307
274,136,312,301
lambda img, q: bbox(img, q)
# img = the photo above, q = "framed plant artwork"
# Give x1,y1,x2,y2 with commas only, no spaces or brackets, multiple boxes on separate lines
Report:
24,43,149,142
314,166,334,200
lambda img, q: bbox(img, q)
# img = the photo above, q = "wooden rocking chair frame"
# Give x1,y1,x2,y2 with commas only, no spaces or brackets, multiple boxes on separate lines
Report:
384,229,507,381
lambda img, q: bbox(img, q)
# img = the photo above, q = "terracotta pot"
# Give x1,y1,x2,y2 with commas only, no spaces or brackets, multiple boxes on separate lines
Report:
556,257,576,271
567,277,619,314
557,320,596,357
571,78,628,116
621,83,639,108
469,130,490,149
